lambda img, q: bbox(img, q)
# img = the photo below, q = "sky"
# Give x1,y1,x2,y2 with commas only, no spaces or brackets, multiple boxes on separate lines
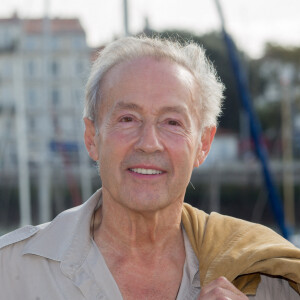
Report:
1,0,300,58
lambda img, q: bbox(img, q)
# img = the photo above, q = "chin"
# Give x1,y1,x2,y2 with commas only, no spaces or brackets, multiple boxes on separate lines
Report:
121,192,171,213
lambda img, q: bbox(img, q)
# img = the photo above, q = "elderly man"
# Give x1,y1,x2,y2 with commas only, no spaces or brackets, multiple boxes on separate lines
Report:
1,36,300,300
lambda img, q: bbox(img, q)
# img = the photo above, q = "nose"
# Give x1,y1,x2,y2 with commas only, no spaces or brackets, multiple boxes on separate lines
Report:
134,123,164,153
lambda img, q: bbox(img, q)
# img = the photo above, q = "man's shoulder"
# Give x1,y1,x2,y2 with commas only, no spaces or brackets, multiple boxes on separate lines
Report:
0,192,100,263
0,194,95,252
0,190,101,253
0,203,82,255
0,223,48,251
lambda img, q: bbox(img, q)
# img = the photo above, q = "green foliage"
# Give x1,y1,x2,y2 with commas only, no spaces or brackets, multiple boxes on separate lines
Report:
264,43,300,63
257,101,281,132
248,59,268,98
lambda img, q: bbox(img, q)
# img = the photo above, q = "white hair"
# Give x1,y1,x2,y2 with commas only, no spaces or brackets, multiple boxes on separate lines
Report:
84,36,224,130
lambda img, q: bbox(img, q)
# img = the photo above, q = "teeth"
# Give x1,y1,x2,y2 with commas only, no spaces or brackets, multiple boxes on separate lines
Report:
130,168,163,175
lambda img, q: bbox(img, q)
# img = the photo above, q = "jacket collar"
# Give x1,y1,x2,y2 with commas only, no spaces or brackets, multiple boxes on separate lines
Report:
22,189,103,277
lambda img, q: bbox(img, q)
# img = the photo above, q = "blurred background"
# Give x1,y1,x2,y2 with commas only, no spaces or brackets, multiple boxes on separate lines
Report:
0,0,299,244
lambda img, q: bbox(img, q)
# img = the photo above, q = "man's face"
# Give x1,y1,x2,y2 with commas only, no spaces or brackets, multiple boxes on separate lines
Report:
85,57,214,212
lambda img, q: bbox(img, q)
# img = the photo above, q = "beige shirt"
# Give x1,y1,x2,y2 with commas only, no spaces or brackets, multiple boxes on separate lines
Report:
0,189,299,299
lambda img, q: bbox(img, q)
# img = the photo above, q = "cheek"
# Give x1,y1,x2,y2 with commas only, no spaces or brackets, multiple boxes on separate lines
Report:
98,128,136,163
165,135,198,167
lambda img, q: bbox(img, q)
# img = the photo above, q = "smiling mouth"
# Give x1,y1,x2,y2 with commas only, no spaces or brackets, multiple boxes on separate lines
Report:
129,168,163,175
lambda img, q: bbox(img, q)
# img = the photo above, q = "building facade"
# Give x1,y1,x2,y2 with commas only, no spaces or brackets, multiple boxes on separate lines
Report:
0,14,94,227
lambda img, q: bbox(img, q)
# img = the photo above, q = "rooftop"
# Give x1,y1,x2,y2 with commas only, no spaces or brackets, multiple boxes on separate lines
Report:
0,14,85,35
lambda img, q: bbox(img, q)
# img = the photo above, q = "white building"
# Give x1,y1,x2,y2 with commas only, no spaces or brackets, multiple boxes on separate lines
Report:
0,14,94,225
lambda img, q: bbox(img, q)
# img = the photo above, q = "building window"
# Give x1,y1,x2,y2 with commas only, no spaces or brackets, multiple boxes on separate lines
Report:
28,117,36,130
26,60,35,77
50,60,59,77
53,115,59,132
27,88,37,107
1,60,13,78
52,89,60,107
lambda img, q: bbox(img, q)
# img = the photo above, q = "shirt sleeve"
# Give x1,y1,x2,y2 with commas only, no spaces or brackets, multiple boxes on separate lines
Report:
248,274,300,300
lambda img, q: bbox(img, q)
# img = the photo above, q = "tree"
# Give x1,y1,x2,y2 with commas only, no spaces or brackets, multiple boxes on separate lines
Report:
264,43,300,63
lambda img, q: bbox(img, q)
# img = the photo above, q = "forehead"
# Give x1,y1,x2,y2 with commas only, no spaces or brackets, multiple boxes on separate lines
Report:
99,56,199,115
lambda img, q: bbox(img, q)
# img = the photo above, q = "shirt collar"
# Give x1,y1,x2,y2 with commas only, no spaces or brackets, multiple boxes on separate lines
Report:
22,189,103,277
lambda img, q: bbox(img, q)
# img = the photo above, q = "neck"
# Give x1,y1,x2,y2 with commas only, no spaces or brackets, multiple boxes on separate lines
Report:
93,188,184,257
92,188,186,300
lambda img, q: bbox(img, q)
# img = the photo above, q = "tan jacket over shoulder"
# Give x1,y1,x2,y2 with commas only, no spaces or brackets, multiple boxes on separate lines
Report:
182,203,300,296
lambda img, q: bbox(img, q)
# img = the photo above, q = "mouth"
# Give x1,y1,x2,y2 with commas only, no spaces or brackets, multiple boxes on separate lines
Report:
128,168,164,175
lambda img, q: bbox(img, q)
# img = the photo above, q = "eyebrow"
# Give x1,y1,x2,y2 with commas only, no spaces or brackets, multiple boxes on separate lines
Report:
158,105,189,116
114,101,188,114
113,101,142,112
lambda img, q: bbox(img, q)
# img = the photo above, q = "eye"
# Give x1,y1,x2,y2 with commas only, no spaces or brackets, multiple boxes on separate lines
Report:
168,120,181,126
120,116,133,122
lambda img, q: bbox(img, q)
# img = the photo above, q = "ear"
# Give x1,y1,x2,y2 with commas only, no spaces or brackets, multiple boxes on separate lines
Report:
194,126,216,168
83,118,99,161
